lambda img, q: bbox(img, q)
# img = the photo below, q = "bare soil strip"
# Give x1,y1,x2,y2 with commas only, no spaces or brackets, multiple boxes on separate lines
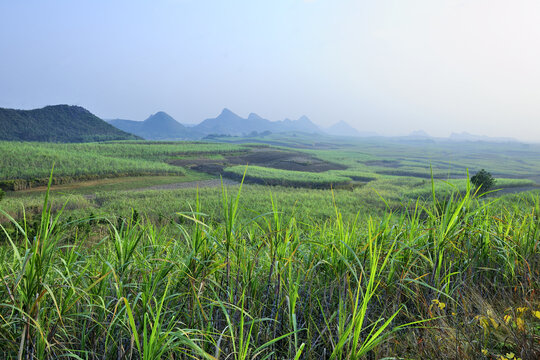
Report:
80,178,239,201
169,148,347,175
128,178,239,192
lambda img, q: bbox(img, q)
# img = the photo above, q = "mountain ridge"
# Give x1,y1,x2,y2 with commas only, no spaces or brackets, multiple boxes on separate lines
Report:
108,108,327,140
326,121,362,137
108,111,200,140
448,131,517,143
0,105,140,142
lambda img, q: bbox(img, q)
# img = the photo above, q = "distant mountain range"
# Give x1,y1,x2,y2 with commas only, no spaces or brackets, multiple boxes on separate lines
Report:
448,132,517,143
402,130,517,143
195,109,324,136
0,105,139,142
107,108,332,140
107,109,519,142
324,121,378,137
325,121,360,137
0,103,519,144
108,111,203,140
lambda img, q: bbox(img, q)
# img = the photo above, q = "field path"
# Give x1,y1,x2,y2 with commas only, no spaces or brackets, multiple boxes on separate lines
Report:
128,178,239,192
82,178,239,200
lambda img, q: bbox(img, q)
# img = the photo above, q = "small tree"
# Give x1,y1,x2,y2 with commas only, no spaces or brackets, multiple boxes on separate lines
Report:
471,169,496,192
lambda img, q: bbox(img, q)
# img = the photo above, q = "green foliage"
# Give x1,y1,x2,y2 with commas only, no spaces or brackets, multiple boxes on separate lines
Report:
0,142,184,189
0,184,539,358
0,141,248,189
1,134,539,358
471,169,496,192
0,189,4,202
2,138,539,196
225,165,352,188
220,133,540,179
0,105,139,142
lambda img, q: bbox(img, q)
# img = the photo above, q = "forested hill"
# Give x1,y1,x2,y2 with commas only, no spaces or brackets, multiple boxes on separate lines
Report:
0,105,140,142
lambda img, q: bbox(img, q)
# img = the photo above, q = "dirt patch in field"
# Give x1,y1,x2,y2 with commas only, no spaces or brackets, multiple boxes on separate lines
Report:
169,157,228,168
191,163,226,175
227,149,346,172
129,179,239,192
170,148,347,174
81,178,239,201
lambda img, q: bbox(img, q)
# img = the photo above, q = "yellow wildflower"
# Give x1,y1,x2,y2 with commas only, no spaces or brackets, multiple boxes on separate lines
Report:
477,316,490,329
516,317,525,331
431,299,446,310
504,314,512,324
516,307,527,314
506,353,515,359
438,301,446,310
533,310,540,320
481,348,488,355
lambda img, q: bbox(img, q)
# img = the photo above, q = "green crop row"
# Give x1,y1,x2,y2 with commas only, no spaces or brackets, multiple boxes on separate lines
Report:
0,142,184,183
224,165,352,188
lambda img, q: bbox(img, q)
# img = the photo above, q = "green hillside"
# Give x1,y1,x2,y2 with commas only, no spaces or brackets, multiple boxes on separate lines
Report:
0,105,140,142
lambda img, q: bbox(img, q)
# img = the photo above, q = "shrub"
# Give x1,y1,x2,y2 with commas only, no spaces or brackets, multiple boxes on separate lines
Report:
471,169,496,192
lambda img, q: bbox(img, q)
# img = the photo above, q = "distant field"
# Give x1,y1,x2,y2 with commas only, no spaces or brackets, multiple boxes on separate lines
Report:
1,135,539,209
2,135,540,359
211,132,540,177
7,173,210,197
0,141,247,190
224,165,352,188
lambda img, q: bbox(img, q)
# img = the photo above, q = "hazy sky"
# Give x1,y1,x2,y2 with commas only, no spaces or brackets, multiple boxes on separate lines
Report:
1,1,540,140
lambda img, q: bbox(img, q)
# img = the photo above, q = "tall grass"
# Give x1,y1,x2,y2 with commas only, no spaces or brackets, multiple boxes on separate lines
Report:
0,177,539,359
0,142,186,182
0,141,247,190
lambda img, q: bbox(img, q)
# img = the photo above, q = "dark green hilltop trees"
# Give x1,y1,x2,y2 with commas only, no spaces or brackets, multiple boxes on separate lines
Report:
0,105,140,142
471,168,496,192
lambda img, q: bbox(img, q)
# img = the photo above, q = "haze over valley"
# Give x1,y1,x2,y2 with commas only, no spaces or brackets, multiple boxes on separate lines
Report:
2,1,540,141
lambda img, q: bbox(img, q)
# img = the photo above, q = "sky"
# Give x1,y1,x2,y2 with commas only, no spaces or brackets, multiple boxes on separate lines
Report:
1,0,540,141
